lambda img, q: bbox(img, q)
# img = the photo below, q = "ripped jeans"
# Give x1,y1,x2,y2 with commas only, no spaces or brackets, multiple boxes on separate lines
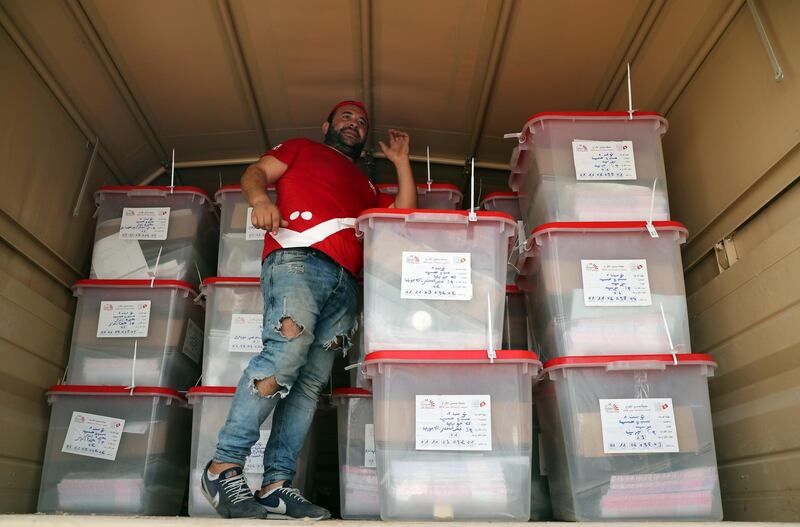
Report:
213,248,358,486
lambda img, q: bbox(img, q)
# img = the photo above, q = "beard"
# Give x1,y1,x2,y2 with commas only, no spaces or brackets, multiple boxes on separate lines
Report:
324,126,365,161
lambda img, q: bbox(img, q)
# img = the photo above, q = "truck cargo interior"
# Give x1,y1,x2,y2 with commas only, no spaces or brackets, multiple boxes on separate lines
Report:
1,0,798,524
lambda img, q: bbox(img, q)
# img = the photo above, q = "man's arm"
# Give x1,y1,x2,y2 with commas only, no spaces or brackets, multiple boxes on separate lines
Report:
379,129,417,209
241,155,289,234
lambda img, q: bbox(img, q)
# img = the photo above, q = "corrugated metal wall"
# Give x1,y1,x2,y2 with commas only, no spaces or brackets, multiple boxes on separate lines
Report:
0,27,114,511
665,1,800,520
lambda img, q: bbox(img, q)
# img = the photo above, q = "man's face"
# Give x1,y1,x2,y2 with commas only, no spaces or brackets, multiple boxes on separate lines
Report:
322,105,368,160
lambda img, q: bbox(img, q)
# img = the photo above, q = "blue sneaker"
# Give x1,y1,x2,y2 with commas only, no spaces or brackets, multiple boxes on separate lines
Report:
200,460,267,519
256,481,331,520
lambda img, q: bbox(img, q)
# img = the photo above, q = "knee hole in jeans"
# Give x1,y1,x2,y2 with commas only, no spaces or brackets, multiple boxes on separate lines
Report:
275,316,304,340
252,376,282,397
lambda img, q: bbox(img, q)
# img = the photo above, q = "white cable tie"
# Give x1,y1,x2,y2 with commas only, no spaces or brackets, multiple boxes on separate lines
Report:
487,293,496,363
125,340,138,394
218,172,223,191
169,148,175,194
150,246,163,288
503,132,522,139
194,374,202,387
659,303,677,365
195,262,203,285
646,178,659,238
343,362,362,371
468,158,478,222
627,63,635,120
426,146,432,191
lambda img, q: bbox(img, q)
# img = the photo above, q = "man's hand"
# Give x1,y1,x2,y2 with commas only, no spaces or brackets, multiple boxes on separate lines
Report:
251,200,288,235
378,129,410,164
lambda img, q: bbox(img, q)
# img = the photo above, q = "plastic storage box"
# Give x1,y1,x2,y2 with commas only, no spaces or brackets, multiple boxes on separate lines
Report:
37,385,191,515
536,354,722,521
66,280,204,390
517,221,690,360
332,388,379,519
186,386,316,517
357,209,518,353
364,349,541,521
504,285,528,350
187,387,272,517
481,191,522,221
377,183,463,210
215,185,277,277
508,112,671,230
200,277,263,386
90,186,218,287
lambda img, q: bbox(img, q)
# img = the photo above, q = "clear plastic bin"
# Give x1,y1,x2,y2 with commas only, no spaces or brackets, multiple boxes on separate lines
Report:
508,112,671,231
186,386,316,517
536,354,722,521
37,385,190,515
504,285,528,350
357,209,518,353
332,388,379,519
377,183,463,210
517,221,690,360
364,350,541,521
481,191,522,221
215,185,277,277
66,280,204,390
90,186,218,288
200,278,263,386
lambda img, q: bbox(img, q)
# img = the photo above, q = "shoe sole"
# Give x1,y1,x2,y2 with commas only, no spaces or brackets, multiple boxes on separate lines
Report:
265,513,330,521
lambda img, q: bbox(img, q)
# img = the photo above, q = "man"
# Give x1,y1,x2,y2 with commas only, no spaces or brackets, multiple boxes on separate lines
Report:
201,100,416,519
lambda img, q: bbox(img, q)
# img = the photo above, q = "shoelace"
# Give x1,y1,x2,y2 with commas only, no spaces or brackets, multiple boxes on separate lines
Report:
279,487,310,504
219,473,254,504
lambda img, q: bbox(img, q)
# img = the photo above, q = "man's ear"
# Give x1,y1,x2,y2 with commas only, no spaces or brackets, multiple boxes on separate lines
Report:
321,121,329,134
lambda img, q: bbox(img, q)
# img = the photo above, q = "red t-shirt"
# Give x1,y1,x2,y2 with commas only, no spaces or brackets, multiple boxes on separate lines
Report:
261,138,394,275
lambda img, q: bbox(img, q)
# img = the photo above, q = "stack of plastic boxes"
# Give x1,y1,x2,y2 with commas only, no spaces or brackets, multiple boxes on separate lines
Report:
511,112,722,520
355,208,540,521
38,185,218,515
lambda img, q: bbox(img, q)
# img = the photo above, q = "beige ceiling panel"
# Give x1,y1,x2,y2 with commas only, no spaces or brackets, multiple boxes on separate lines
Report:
81,0,258,158
607,0,734,111
2,0,157,178
373,0,498,149
477,0,648,162
231,0,361,130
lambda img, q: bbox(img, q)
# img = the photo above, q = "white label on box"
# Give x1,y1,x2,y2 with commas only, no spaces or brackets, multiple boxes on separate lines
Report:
244,429,271,473
364,423,376,468
573,140,637,180
62,411,125,461
581,259,652,307
119,207,170,240
245,207,267,241
229,313,263,353
181,319,203,363
96,301,151,338
415,395,491,451
599,398,680,454
400,252,472,301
